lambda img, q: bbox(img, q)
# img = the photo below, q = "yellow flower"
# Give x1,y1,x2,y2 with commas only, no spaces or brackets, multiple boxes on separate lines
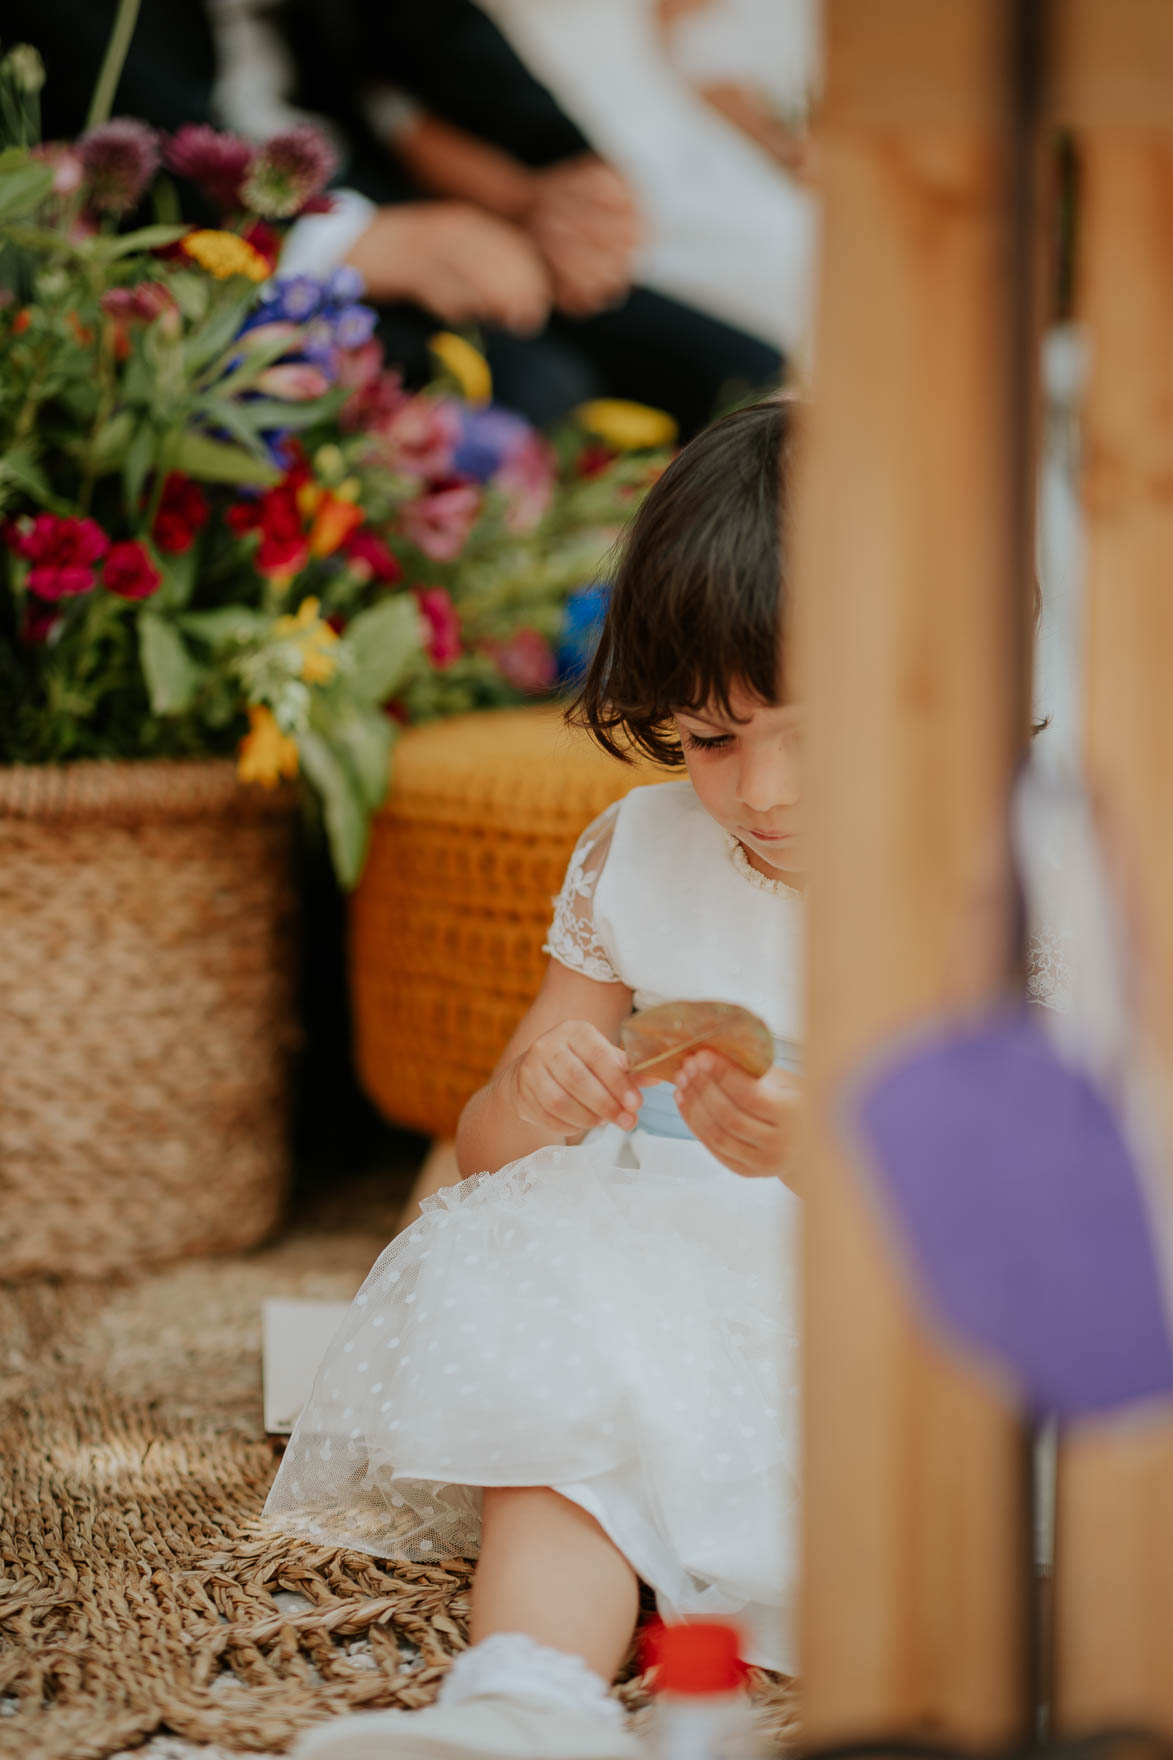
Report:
574,398,678,451
429,331,492,405
237,705,299,787
182,230,271,282
273,595,341,683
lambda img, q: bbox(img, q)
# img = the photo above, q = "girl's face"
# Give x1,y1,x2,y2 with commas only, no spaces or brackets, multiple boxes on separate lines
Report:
675,682,805,887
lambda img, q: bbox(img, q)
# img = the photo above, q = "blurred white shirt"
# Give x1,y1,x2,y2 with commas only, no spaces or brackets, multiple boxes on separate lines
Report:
478,0,819,357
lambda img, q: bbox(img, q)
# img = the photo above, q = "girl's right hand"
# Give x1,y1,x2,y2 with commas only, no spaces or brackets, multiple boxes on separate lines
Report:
508,1020,643,1138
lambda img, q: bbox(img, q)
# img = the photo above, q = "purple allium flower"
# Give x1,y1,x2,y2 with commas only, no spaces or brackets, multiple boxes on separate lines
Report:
79,118,160,216
240,124,338,219
333,303,377,350
164,124,254,212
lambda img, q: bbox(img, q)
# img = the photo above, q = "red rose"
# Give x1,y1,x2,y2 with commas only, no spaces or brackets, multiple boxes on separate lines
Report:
7,513,108,600
103,539,161,600
152,473,210,553
415,586,462,668
343,527,403,585
576,442,616,479
228,482,309,580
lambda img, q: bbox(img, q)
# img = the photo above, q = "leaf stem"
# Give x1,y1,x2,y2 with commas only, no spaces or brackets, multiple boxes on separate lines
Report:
85,0,144,131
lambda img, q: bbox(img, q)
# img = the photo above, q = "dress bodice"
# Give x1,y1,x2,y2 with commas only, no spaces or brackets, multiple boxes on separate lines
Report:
546,780,804,1052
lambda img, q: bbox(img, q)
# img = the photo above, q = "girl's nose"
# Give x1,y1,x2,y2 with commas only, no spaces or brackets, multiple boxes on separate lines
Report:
735,751,799,812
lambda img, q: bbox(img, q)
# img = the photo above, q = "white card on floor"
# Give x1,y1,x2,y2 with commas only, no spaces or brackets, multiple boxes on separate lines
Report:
262,1298,351,1435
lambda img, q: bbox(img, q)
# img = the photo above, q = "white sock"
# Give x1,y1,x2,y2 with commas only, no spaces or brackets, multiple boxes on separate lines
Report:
437,1633,625,1728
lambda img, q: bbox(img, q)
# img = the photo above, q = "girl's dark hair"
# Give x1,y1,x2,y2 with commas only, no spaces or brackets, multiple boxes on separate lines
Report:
571,399,793,766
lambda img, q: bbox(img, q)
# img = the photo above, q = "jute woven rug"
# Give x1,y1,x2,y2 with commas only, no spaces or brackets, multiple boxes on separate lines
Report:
0,1171,798,1759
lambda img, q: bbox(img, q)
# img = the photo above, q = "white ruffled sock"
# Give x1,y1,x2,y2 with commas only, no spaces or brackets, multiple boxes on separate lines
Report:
437,1633,625,1728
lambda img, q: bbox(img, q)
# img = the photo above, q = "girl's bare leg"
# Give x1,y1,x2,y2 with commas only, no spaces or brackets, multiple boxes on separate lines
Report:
471,1487,640,1682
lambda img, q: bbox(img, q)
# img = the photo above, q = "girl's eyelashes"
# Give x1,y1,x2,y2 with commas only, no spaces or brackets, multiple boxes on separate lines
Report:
681,731,734,752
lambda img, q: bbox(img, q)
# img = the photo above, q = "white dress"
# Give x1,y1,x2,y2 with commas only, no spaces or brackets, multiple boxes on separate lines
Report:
265,781,804,1673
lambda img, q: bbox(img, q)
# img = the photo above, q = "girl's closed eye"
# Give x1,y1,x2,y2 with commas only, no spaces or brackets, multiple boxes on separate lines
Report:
682,730,734,752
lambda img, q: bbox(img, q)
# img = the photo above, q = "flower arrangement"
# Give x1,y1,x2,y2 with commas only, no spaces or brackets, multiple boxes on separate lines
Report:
0,35,671,884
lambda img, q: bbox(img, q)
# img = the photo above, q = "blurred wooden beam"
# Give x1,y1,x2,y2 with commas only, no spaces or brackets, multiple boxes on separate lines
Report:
1050,0,1173,1732
797,0,1035,1743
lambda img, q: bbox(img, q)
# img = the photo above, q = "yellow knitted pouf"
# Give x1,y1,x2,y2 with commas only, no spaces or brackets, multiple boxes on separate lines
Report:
351,705,665,1140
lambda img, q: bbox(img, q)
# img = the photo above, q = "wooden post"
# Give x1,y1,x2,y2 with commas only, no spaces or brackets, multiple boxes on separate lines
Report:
796,1,1034,1742
1049,0,1173,1731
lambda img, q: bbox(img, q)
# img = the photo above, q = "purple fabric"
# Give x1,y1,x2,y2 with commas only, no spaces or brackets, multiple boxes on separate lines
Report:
850,1006,1173,1419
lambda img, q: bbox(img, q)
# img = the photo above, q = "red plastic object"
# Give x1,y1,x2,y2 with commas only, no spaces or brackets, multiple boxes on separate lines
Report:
646,1621,747,1695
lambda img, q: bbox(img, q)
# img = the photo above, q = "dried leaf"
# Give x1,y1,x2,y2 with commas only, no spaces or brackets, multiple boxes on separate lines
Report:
621,1000,774,1081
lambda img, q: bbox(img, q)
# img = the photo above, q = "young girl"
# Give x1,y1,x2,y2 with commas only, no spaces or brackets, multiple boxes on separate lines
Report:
272,401,805,1760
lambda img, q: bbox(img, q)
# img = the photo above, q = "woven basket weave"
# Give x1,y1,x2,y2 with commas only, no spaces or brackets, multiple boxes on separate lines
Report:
0,759,299,1279
351,705,664,1140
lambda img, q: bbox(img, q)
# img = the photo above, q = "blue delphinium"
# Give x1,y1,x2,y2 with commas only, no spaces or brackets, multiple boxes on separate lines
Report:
451,404,534,483
557,580,612,687
238,270,378,383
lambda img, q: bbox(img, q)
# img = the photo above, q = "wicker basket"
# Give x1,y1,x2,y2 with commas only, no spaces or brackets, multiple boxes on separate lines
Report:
350,705,664,1139
0,760,299,1279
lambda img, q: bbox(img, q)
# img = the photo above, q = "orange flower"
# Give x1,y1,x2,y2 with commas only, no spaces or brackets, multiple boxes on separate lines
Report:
237,705,299,787
308,492,364,559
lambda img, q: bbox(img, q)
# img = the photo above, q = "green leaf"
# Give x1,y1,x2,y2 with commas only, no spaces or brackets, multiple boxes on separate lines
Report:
122,419,157,515
298,726,370,889
181,605,268,646
154,544,198,611
87,408,136,473
0,439,75,515
209,330,304,397
315,704,394,813
183,283,262,378
138,611,202,714
96,223,189,260
0,159,54,223
170,430,279,486
226,387,348,433
341,594,424,706
193,395,274,460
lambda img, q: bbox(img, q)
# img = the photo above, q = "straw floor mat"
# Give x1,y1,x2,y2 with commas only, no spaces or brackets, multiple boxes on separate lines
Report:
0,1170,798,1759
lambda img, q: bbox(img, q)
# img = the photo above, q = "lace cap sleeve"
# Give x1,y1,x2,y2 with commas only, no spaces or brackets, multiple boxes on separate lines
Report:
544,801,622,984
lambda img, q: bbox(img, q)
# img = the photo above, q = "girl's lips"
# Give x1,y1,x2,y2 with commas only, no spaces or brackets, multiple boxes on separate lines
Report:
741,827,794,843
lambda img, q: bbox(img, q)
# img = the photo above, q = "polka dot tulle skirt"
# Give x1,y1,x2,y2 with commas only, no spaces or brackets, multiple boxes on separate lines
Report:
264,1127,801,1672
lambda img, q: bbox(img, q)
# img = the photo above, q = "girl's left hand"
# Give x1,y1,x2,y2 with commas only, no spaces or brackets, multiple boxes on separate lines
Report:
674,1051,801,1182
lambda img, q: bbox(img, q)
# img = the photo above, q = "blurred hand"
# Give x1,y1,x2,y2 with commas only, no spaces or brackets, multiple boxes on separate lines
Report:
525,156,643,317
509,1019,643,1138
674,1050,801,1181
344,202,552,333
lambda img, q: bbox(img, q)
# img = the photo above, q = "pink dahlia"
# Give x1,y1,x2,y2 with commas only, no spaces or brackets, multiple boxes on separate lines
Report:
80,119,159,216
368,394,460,481
496,431,557,535
241,124,338,219
488,627,557,694
400,480,481,563
9,513,108,600
164,124,255,212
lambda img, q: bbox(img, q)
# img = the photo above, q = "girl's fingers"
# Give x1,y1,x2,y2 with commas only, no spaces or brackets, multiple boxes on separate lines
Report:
679,1054,798,1126
680,1082,767,1154
565,1026,643,1117
547,1047,635,1127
